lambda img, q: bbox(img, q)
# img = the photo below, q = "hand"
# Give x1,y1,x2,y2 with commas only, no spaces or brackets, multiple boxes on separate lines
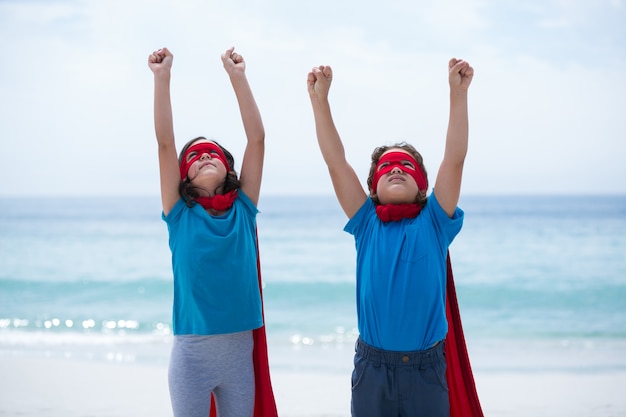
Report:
221,47,246,76
448,58,474,91
148,48,173,74
307,65,333,100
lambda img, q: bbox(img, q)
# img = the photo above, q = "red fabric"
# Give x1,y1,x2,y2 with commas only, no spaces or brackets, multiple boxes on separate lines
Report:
372,151,427,193
375,203,422,222
209,229,278,417
445,254,484,417
196,190,238,211
180,141,231,180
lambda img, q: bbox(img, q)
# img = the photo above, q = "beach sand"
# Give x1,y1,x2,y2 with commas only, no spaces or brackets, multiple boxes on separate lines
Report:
1,356,626,417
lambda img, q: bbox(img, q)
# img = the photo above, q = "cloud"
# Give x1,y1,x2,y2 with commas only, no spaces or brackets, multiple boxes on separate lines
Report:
0,0,624,196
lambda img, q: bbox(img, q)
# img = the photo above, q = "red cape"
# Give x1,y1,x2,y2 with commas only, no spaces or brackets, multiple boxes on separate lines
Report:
445,254,484,417
209,232,279,417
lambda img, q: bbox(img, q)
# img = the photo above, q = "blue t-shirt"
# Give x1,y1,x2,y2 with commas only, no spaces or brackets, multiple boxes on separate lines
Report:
162,191,263,335
344,193,463,351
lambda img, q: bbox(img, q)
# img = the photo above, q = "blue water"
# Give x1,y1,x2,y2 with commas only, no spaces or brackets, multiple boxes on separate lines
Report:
1,195,625,373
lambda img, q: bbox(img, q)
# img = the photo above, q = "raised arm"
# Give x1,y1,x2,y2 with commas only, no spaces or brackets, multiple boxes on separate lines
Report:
148,48,180,216
221,47,265,206
307,65,367,218
433,58,474,216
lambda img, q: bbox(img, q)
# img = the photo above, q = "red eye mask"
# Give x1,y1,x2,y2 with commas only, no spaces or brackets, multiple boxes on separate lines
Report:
372,151,427,193
179,142,231,180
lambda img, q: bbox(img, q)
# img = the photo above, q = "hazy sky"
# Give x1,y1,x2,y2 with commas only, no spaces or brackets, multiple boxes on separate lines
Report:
1,0,624,197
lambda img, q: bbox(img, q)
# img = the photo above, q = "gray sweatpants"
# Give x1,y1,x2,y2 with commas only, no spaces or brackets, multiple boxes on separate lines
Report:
168,331,255,417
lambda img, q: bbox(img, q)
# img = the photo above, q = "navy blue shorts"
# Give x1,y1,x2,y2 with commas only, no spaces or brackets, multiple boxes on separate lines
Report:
351,338,449,417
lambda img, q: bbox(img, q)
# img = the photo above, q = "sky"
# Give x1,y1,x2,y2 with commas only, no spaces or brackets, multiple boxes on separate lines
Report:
1,0,625,197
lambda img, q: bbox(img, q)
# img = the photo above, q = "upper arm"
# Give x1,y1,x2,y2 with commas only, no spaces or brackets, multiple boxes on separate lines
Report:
432,158,464,217
158,142,181,216
328,160,368,219
238,135,264,206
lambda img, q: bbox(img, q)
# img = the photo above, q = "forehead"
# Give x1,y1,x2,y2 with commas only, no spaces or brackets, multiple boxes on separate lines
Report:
190,138,217,147
381,148,412,158
186,140,221,154
377,149,417,164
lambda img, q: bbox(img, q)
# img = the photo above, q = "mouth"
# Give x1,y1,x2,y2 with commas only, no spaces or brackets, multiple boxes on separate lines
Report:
199,161,215,170
388,175,405,183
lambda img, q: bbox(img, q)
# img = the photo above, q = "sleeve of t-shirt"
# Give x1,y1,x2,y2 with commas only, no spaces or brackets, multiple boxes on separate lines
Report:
236,190,259,218
162,198,185,225
426,191,464,243
344,198,375,236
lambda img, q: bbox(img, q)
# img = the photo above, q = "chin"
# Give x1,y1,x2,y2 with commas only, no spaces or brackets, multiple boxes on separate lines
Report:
378,191,411,205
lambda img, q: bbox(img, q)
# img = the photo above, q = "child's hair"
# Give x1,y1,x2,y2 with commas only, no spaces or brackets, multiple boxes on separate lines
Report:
178,136,240,207
366,142,429,206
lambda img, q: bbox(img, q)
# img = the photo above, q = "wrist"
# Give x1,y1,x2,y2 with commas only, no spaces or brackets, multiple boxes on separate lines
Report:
309,94,330,105
154,69,171,81
227,70,247,82
449,89,468,100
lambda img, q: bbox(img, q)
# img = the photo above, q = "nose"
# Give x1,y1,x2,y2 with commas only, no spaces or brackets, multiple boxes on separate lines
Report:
390,166,403,174
200,152,212,160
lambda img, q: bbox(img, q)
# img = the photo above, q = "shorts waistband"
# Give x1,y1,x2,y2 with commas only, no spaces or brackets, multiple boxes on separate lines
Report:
355,337,445,366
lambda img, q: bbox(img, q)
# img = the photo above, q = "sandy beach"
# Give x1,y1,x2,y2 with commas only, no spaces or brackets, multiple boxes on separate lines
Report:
1,355,625,417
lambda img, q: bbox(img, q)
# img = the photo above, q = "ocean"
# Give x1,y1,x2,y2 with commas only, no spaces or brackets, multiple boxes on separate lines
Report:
1,194,625,375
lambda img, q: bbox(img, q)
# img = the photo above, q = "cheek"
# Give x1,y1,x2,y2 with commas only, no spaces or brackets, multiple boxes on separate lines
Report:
214,159,228,174
185,160,205,180
188,160,200,174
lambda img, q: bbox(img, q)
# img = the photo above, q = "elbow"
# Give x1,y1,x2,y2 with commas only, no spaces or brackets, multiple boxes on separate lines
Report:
155,133,175,149
157,140,176,154
254,129,265,146
446,147,468,167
